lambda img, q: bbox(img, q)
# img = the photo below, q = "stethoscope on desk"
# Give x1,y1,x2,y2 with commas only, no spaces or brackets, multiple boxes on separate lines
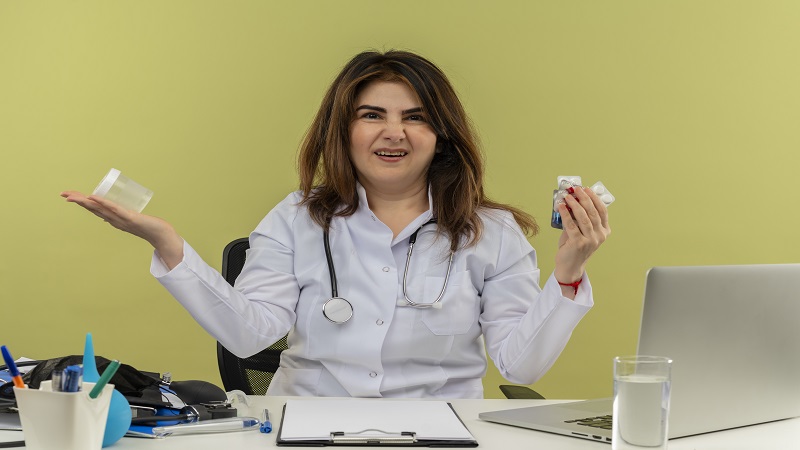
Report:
321,219,455,324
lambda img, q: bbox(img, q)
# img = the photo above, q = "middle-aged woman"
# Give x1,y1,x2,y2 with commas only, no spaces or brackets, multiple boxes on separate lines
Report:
62,49,611,398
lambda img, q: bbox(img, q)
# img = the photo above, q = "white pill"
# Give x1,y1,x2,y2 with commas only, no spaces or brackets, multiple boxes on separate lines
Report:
590,181,615,206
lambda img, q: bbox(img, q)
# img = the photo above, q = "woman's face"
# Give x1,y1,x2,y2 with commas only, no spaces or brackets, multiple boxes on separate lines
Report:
349,81,438,196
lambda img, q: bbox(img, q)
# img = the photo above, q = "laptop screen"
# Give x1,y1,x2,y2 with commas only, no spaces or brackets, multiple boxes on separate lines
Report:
637,264,800,437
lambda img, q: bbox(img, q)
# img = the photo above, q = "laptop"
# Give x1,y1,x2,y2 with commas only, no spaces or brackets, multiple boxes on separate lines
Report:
479,264,800,443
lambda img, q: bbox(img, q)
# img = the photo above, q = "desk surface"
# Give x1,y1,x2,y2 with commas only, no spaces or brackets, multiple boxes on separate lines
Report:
2,397,798,449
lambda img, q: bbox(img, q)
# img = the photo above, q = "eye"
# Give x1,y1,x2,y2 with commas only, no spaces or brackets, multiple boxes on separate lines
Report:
405,114,426,122
360,112,381,120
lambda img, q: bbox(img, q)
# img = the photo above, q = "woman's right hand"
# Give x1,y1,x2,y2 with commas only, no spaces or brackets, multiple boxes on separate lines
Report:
60,191,185,269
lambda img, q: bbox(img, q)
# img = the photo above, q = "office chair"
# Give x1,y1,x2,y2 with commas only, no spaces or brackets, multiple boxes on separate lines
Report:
216,238,288,395
215,238,543,399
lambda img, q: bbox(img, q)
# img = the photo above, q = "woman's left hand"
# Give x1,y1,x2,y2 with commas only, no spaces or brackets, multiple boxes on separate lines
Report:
553,186,611,287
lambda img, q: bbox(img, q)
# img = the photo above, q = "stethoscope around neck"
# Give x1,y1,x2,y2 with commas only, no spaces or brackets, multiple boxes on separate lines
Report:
321,219,454,324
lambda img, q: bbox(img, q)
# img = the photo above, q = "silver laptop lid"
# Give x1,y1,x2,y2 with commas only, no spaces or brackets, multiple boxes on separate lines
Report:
638,264,800,437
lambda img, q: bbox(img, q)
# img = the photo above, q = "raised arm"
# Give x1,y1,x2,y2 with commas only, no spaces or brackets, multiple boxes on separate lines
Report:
553,186,611,299
60,191,184,268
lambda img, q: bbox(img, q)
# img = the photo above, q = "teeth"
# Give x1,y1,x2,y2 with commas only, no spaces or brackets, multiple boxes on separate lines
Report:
376,151,407,156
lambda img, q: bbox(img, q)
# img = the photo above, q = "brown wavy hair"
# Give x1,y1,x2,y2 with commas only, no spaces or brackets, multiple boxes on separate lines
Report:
298,49,537,251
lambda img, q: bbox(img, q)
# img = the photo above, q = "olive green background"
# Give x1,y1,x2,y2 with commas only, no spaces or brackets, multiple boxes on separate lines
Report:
2,1,798,399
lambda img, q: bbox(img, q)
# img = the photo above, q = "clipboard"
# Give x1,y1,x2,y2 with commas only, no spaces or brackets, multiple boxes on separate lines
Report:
276,399,478,447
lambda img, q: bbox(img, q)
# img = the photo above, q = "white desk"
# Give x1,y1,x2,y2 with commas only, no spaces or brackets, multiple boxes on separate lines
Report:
2,397,798,449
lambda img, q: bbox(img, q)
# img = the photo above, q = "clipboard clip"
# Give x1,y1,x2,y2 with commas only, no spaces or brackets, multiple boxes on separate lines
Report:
330,429,417,444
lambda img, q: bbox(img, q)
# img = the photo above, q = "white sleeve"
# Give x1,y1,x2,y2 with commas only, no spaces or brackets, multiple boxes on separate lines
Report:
150,195,301,358
479,218,593,385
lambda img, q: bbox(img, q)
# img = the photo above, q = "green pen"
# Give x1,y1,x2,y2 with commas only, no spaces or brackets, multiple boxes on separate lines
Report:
89,360,120,399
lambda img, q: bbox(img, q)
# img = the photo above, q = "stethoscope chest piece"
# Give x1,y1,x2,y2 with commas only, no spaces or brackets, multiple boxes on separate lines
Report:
322,297,354,324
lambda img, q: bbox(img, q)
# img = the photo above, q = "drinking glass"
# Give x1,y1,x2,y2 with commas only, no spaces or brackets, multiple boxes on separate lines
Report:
612,355,672,450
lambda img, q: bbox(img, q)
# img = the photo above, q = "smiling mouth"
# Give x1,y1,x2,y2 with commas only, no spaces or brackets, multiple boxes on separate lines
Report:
375,151,408,157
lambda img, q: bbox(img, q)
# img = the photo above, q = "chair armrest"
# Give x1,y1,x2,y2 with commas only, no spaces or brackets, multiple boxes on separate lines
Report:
499,384,545,399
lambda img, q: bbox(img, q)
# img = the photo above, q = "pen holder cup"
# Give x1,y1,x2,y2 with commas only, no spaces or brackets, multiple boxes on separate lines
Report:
14,381,114,450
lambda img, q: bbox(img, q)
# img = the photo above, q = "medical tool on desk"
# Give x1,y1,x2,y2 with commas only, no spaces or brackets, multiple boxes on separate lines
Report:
130,402,237,425
551,176,615,229
321,219,454,324
82,333,131,448
128,402,247,439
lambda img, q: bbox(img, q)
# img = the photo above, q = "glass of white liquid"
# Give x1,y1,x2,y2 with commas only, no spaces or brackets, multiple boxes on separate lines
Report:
612,355,672,450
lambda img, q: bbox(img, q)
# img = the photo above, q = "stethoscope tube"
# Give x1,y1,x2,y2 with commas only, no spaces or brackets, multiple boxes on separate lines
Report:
322,226,354,324
321,219,453,324
402,232,453,308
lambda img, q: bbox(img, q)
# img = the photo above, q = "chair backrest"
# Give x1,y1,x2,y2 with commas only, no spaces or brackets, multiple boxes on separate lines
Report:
216,238,288,395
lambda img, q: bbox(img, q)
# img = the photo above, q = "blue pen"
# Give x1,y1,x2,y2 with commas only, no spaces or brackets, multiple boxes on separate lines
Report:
1,345,25,389
260,409,272,433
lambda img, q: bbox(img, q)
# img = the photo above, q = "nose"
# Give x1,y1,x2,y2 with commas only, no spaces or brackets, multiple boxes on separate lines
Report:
383,119,405,143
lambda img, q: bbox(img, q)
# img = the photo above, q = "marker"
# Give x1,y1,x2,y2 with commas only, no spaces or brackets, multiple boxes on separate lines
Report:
89,359,120,399
63,365,83,392
260,409,272,433
1,345,25,389
52,370,64,392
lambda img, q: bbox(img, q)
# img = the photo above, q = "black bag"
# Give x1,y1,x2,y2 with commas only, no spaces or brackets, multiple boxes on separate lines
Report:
0,356,226,408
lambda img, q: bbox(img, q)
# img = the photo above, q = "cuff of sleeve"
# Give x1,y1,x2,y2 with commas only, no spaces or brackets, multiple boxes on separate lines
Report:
150,240,192,278
546,272,593,307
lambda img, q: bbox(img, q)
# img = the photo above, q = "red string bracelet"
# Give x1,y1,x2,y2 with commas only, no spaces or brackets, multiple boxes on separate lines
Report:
557,278,582,295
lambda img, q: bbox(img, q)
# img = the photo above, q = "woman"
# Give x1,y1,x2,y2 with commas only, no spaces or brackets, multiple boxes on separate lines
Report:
62,50,611,398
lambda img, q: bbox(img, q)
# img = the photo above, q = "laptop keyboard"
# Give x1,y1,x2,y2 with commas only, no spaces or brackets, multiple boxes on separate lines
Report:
565,415,613,430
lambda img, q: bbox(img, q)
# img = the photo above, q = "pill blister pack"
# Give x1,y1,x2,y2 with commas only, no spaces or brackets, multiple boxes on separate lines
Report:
551,176,615,229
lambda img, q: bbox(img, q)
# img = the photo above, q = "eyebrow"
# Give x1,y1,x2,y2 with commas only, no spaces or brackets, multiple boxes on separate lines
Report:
356,105,424,115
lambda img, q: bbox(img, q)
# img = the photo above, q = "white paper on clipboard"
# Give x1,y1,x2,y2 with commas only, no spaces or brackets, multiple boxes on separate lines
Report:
279,399,476,443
